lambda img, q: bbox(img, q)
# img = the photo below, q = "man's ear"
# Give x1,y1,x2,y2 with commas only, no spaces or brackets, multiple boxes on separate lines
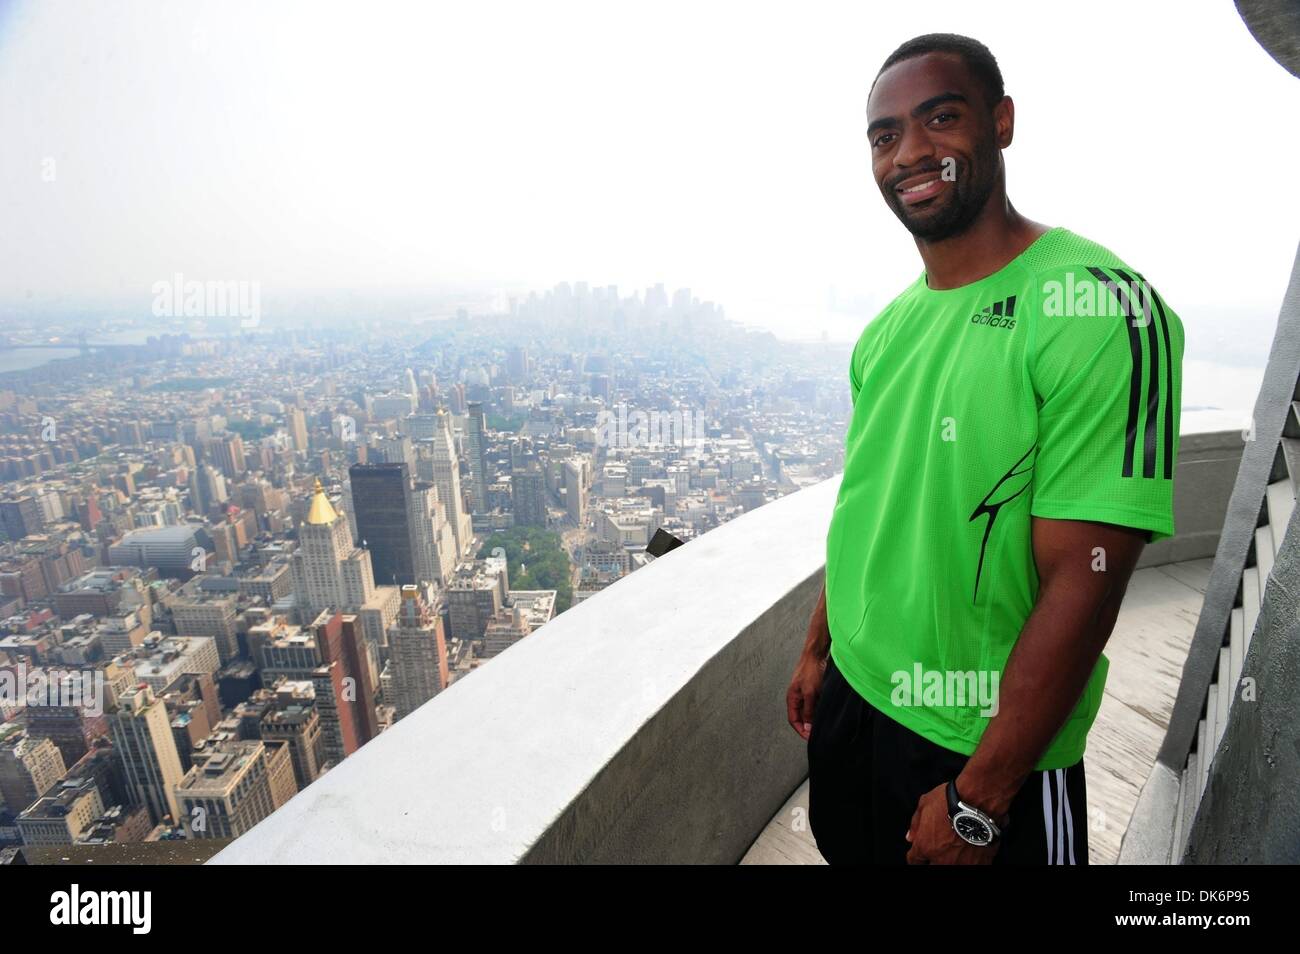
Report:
994,95,1014,149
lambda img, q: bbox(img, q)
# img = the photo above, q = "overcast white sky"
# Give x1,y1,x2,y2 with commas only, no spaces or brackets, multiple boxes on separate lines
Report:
2,0,1299,357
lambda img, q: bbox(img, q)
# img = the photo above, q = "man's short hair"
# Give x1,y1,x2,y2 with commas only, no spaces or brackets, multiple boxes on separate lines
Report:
872,33,1005,108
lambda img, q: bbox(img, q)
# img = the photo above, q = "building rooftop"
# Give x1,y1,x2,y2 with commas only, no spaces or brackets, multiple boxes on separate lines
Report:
304,478,339,526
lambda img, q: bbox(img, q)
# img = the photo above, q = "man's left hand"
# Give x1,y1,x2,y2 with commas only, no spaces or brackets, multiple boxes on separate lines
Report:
905,783,1000,865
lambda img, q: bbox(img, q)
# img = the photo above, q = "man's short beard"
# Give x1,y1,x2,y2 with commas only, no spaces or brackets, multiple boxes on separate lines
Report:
893,150,998,242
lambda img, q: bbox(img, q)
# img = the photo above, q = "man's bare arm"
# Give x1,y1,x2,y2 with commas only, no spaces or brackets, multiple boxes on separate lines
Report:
786,584,832,740
803,584,831,661
953,517,1148,822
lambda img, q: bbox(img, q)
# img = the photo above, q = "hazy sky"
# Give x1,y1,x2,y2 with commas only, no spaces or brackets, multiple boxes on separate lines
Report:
3,0,1299,351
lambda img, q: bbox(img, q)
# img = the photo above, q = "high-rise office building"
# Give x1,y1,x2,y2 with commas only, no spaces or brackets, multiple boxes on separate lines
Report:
109,684,185,825
446,558,510,642
349,463,414,586
0,496,44,541
506,346,529,381
256,612,378,750
311,661,359,768
188,463,228,516
428,409,473,558
334,614,381,746
465,403,488,513
288,406,309,452
409,480,457,587
512,463,547,528
406,413,439,441
565,458,586,526
349,462,456,588
292,480,376,624
260,698,323,791
211,434,247,480
387,585,449,722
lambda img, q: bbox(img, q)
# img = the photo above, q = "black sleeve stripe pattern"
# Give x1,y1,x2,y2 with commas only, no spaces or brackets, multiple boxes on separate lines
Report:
1134,271,1178,481
1113,267,1167,480
1083,266,1176,481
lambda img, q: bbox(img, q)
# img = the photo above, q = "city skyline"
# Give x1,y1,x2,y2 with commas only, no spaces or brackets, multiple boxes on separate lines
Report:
3,1,1299,355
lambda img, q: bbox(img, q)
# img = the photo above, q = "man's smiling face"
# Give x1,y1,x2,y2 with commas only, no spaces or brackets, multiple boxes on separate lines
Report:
867,52,1006,241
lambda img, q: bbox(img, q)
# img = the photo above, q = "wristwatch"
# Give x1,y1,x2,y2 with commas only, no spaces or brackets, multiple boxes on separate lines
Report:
946,779,1004,847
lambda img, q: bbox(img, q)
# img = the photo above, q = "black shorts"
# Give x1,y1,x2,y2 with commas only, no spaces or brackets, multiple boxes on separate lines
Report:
806,650,1089,865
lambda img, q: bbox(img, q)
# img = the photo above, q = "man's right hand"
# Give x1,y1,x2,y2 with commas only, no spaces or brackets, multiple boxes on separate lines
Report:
789,584,833,740
786,651,827,741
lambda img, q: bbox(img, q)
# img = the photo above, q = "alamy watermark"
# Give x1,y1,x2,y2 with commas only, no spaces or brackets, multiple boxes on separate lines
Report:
1,662,106,717
151,273,261,328
49,884,151,934
1041,271,1153,326
595,403,706,448
890,663,1000,717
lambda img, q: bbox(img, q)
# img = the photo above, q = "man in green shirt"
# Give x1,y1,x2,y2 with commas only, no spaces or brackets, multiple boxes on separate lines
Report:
785,33,1183,865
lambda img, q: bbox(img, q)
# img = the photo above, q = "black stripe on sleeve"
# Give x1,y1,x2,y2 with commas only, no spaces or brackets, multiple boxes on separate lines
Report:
1087,266,1144,479
1113,267,1162,479
1134,271,1176,480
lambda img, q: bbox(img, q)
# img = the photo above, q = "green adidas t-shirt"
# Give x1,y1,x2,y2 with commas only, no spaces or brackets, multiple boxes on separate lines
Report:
825,226,1183,770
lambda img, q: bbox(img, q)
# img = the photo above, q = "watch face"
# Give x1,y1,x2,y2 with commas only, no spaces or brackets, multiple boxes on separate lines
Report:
953,811,994,846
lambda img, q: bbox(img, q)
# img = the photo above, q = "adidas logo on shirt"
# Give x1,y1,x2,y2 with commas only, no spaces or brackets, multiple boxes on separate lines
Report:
970,295,1017,329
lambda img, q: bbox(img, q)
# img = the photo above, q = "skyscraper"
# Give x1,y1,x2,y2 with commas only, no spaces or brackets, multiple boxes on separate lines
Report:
409,480,457,587
446,558,510,642
338,614,381,745
564,458,586,526
311,661,359,768
387,585,449,722
465,403,488,513
349,462,456,588
506,346,529,382
189,463,228,515
292,479,376,624
512,463,547,527
0,496,45,540
109,684,185,825
288,407,309,453
309,611,379,749
428,409,473,558
259,702,323,791
211,434,247,480
254,612,377,753
349,463,414,586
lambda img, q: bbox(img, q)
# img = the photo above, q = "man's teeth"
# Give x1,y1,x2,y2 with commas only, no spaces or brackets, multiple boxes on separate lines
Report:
903,179,938,193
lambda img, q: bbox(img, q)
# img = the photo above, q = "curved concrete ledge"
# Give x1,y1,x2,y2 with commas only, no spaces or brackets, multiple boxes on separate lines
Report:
1236,0,1300,79
210,477,840,864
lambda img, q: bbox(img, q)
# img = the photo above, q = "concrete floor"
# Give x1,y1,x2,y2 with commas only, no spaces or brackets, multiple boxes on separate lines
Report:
740,558,1212,865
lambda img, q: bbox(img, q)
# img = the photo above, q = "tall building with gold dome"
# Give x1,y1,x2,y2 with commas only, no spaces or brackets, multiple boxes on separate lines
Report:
291,480,377,625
